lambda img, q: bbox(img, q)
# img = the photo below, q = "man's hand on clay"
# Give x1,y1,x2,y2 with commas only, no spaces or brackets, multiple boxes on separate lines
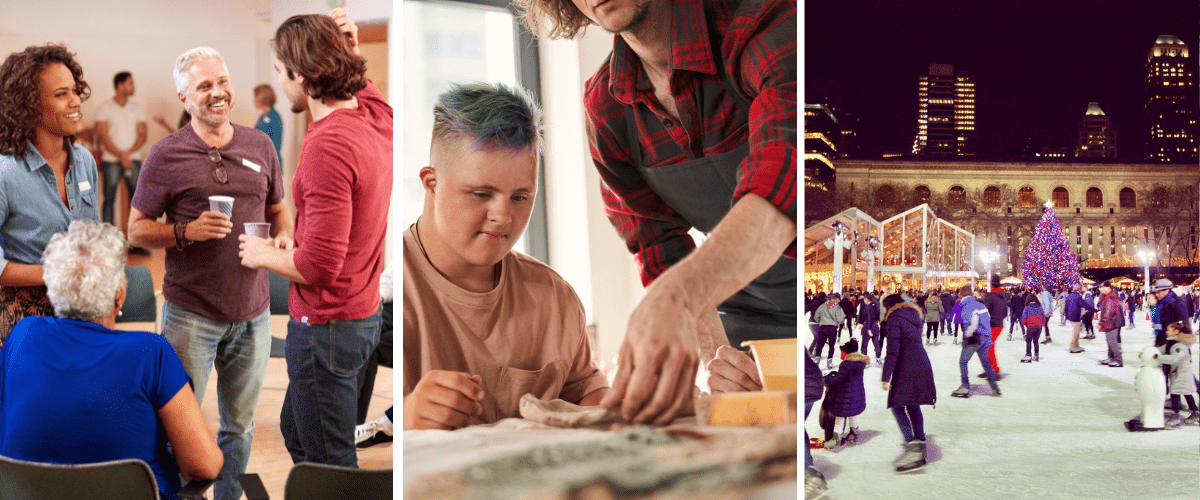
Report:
403,370,484,430
706,345,763,393
600,289,699,426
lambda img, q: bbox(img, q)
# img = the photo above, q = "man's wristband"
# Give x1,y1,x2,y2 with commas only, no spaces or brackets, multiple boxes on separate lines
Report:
175,221,193,250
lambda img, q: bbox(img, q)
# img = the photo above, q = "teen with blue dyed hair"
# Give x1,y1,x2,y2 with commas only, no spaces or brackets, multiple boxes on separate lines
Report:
401,82,610,430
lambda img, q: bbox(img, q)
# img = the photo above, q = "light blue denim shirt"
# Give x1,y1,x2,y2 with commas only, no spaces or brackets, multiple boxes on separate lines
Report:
0,140,100,275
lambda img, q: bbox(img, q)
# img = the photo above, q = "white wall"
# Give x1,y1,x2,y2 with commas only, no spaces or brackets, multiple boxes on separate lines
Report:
0,0,273,156
539,29,646,368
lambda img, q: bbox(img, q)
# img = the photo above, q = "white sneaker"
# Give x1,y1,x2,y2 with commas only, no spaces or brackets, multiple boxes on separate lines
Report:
355,414,394,444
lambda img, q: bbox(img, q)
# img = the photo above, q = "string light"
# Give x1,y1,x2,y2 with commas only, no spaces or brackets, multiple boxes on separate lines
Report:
1019,204,1080,289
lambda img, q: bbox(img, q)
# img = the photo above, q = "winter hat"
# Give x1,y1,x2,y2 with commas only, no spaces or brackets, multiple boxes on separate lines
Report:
881,293,903,311
829,292,841,299
841,337,859,354
1152,278,1174,291
990,274,1001,288
1099,281,1112,289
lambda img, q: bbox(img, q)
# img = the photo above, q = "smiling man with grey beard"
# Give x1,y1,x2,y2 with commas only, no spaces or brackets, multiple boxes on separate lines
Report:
126,46,293,500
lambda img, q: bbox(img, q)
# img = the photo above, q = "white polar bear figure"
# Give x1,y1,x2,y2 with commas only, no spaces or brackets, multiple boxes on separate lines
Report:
1133,345,1167,430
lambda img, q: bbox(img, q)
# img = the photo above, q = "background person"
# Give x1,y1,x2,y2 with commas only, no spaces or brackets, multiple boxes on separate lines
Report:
252,83,283,162
0,44,100,342
0,220,222,500
94,70,147,251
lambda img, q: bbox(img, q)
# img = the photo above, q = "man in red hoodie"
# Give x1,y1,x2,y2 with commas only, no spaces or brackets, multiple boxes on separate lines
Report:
982,274,1009,376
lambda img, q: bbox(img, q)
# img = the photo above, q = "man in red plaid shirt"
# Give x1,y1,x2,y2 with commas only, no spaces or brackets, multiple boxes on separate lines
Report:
518,0,796,426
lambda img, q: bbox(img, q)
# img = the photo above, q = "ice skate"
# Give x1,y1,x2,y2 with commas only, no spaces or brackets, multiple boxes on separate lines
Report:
804,466,830,500
1020,355,1032,363
1100,358,1113,366
1033,355,1039,362
1069,346,1085,353
840,427,859,447
1185,412,1199,425
1007,334,1013,342
824,433,840,451
1165,412,1183,429
991,386,1002,397
951,384,970,398
826,359,833,370
1041,336,1052,344
893,439,927,473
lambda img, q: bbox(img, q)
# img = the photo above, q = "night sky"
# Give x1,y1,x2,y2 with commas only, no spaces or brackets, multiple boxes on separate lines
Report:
805,0,1200,159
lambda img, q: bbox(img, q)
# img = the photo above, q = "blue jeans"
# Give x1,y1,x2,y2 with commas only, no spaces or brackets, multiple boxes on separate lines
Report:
959,342,998,390
100,160,140,225
891,405,925,442
281,306,382,466
162,301,271,500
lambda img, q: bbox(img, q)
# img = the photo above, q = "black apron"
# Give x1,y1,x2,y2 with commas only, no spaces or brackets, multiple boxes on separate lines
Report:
620,0,796,348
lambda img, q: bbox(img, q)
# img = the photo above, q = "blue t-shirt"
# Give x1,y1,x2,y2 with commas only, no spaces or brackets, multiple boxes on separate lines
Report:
254,108,283,160
0,316,190,499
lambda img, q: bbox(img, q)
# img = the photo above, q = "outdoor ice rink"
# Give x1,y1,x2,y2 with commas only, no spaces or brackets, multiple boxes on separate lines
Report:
805,314,1199,499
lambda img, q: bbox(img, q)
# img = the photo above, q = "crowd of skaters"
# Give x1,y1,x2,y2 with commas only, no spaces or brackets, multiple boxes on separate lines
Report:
804,275,1200,498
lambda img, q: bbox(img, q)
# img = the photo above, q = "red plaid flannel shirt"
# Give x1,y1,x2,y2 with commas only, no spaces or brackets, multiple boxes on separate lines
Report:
583,0,797,286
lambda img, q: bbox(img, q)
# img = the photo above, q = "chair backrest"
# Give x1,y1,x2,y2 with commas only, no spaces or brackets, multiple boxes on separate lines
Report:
118,265,157,325
283,463,391,500
268,270,289,316
0,454,159,500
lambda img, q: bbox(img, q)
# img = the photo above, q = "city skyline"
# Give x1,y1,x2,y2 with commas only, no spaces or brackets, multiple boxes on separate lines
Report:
806,0,1199,160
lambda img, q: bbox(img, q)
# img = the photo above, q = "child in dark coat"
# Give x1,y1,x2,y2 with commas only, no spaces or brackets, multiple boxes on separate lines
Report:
822,339,869,449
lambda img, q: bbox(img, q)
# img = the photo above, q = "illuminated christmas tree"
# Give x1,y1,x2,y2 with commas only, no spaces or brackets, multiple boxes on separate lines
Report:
1019,201,1080,290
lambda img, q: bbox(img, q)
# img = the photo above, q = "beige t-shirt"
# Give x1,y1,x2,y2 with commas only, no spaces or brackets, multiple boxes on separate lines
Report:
403,225,609,425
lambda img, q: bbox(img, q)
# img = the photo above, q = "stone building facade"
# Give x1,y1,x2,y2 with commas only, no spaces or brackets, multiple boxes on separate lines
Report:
831,158,1198,280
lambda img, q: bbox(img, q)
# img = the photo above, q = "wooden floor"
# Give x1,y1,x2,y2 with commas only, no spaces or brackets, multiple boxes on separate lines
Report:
119,247,394,499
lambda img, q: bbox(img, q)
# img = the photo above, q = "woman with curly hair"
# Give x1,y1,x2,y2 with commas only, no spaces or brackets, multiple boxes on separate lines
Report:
0,44,100,342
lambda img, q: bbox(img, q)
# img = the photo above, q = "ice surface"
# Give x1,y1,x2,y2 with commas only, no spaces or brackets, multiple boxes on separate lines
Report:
805,316,1199,499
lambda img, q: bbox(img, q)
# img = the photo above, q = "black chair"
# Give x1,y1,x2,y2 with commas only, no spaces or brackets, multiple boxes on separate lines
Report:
239,463,391,500
118,265,158,332
268,270,290,358
0,454,211,500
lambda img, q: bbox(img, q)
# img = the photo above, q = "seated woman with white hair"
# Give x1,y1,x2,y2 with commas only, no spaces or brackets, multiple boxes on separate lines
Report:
0,220,222,499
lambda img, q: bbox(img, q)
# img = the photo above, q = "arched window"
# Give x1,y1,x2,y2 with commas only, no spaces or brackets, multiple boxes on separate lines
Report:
1119,187,1136,208
1018,186,1036,207
1150,187,1169,207
948,185,966,205
983,186,1001,207
1086,187,1103,207
1052,187,1069,208
876,185,895,205
914,185,931,204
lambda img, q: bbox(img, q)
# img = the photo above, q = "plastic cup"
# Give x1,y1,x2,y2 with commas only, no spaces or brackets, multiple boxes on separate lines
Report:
208,196,234,217
244,222,271,238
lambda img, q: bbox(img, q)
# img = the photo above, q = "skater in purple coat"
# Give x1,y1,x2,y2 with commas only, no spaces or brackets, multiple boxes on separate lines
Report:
880,294,936,473
949,297,964,344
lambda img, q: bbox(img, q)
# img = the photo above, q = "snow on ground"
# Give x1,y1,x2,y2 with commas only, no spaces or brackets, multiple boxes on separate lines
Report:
804,316,1199,499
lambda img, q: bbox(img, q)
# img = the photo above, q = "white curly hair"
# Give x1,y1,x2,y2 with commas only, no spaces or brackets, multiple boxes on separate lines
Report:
42,220,128,322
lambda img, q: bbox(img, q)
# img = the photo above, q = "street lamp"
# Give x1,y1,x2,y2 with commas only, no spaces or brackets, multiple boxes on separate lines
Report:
825,221,851,293
979,247,999,288
862,235,880,292
1138,247,1154,296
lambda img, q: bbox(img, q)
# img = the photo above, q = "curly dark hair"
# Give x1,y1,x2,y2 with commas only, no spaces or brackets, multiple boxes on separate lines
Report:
272,15,367,102
514,0,594,40
0,44,90,160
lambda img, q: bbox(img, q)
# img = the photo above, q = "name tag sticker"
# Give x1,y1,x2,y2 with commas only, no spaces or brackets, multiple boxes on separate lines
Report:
79,181,92,191
242,158,262,173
